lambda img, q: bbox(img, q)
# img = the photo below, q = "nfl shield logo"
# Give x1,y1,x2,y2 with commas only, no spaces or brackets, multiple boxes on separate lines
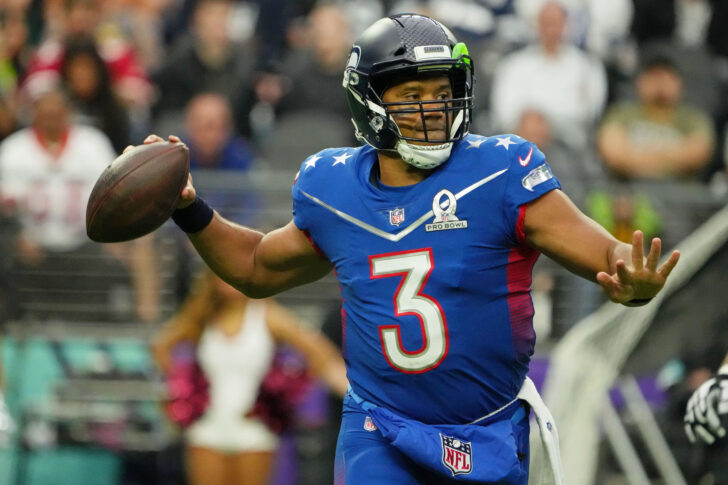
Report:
440,434,473,476
389,208,405,226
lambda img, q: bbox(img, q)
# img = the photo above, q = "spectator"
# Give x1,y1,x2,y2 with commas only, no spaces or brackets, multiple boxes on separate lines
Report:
490,1,607,152
182,92,258,225
97,0,172,72
151,0,255,129
243,4,356,157
185,93,254,172
0,87,159,323
596,55,715,180
514,0,633,58
0,4,31,140
151,270,347,485
22,0,153,109
276,3,354,122
60,35,131,153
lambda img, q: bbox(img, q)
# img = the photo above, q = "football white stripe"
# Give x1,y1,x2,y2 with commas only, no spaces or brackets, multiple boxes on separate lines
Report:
300,168,508,241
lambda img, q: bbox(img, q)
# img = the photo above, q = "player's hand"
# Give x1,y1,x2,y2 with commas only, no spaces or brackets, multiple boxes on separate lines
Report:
596,231,680,305
684,371,728,444
123,133,184,151
178,173,196,209
125,135,196,209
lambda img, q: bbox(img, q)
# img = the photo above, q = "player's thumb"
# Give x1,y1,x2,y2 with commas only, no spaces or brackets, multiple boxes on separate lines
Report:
178,174,196,209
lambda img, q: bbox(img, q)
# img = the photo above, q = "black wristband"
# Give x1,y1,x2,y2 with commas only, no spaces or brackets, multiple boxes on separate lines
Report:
172,196,214,233
624,298,653,307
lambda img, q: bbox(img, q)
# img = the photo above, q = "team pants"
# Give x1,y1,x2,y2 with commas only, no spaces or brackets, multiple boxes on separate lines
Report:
333,394,530,484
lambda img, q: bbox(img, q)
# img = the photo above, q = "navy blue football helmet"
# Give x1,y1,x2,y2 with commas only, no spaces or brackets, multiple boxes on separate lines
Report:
342,14,474,168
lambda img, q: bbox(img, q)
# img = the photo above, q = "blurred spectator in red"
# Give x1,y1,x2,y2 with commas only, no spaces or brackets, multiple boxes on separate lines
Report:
597,55,715,180
151,0,255,131
21,0,153,109
0,87,159,323
98,0,173,72
490,1,607,153
60,35,131,153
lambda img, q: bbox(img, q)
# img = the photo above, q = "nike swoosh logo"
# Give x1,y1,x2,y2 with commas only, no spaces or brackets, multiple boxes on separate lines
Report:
518,147,533,167
300,168,508,242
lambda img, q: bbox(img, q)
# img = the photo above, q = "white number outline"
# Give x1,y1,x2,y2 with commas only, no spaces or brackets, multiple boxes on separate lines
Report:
369,248,449,374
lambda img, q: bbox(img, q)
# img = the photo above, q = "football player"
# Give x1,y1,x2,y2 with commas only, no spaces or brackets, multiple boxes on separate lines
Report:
139,14,679,485
684,352,728,445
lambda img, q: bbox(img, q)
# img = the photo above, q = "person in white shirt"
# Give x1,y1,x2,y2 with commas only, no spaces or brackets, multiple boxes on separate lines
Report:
0,87,159,322
490,1,607,153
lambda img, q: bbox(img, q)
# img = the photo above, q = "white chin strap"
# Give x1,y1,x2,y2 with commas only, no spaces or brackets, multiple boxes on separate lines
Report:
393,110,464,170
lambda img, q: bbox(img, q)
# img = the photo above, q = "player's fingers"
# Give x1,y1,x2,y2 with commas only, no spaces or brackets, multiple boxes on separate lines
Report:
645,238,661,271
143,134,163,144
168,134,181,143
695,424,716,444
615,260,632,284
596,271,616,291
631,231,644,270
658,250,680,279
178,176,196,209
123,145,134,154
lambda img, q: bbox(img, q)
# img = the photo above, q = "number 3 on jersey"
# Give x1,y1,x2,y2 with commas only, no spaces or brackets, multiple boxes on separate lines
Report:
370,248,449,374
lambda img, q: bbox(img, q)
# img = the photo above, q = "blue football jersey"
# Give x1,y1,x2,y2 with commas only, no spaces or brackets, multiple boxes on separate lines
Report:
292,134,561,424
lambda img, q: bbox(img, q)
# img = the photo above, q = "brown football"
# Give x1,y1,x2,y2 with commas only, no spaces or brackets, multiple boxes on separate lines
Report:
86,141,190,242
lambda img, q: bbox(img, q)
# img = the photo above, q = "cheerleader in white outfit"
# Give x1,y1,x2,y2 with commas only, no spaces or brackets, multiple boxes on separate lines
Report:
152,271,348,485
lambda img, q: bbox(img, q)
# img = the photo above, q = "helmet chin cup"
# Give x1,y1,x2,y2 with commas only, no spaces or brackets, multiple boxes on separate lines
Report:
395,139,453,170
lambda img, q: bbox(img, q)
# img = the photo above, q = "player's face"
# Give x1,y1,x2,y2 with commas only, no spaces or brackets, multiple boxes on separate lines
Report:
381,75,452,144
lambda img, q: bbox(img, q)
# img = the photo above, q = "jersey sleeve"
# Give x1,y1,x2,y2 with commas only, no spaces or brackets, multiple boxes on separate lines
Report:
291,151,328,233
291,173,309,232
502,139,561,239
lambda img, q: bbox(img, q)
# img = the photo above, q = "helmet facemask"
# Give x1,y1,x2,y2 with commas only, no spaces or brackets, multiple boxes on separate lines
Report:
378,69,472,169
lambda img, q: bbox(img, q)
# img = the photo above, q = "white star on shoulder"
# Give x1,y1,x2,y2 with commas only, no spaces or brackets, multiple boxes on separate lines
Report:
466,138,486,149
333,152,352,166
304,155,322,169
495,136,515,150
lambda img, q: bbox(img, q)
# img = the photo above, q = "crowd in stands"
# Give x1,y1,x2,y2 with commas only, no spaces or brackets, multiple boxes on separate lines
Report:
0,0,727,483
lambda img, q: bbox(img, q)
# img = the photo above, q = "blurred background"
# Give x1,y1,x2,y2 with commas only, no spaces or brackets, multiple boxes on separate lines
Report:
0,0,727,484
